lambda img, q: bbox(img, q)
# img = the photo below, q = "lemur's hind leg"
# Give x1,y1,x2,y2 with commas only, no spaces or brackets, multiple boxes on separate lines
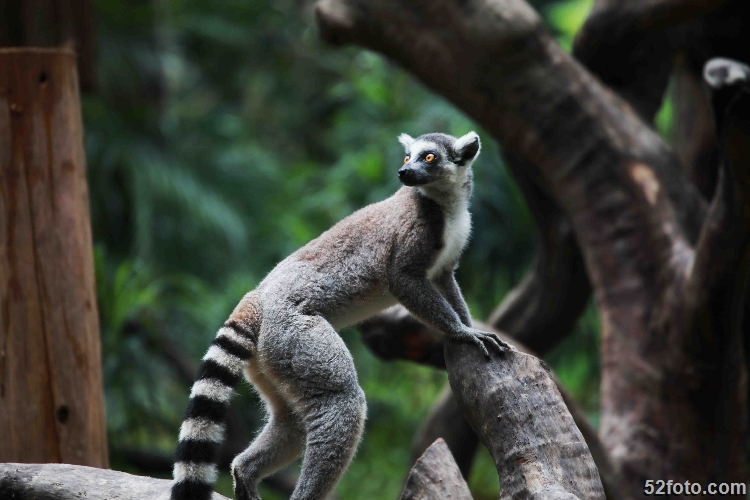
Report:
286,316,367,500
231,364,305,500
292,389,366,500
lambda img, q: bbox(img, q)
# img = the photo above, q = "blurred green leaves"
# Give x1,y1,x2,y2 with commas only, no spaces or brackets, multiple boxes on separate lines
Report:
545,0,593,50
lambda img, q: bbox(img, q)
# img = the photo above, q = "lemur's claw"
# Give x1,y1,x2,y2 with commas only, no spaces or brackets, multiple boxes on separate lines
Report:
454,328,511,358
485,332,509,354
475,337,491,358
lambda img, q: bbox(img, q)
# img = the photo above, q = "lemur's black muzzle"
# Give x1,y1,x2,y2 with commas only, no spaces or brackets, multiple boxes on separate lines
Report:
398,167,428,186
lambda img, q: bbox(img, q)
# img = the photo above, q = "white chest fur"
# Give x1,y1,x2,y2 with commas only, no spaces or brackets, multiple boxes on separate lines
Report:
427,200,472,280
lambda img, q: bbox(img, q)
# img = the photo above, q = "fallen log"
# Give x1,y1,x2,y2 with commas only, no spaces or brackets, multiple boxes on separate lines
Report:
0,463,230,500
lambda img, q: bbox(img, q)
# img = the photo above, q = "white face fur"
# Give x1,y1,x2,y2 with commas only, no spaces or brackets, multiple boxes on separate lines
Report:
397,131,480,190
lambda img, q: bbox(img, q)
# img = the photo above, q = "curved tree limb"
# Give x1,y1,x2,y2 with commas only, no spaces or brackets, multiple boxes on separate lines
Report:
359,306,446,369
446,345,604,499
362,310,624,500
684,59,750,299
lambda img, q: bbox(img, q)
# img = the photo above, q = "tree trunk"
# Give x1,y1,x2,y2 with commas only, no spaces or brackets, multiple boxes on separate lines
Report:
0,48,108,467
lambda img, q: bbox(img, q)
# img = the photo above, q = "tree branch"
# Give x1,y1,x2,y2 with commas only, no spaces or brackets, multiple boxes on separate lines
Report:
446,346,604,499
359,306,446,369
0,463,231,500
399,439,472,500
361,312,625,499
574,1,698,120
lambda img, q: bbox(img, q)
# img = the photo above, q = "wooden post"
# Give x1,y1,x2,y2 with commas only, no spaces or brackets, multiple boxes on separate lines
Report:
0,48,108,467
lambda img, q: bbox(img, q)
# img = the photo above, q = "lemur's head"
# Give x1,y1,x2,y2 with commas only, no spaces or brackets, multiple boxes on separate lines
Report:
396,132,480,188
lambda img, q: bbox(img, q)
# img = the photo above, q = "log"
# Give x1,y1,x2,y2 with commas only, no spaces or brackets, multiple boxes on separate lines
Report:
446,346,604,500
399,439,472,500
0,463,230,500
0,48,107,466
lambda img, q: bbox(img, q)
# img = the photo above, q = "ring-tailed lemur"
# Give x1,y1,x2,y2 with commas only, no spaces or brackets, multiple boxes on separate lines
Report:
171,131,509,500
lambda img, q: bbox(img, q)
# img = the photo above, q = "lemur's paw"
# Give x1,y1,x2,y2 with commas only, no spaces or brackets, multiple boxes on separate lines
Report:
233,478,260,500
453,328,510,358
231,465,261,500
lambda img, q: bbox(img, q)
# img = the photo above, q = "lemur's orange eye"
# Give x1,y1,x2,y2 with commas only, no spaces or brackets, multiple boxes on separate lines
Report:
425,154,435,162
404,156,410,164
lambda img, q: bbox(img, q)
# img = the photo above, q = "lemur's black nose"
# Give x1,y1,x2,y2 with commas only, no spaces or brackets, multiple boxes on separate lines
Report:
398,167,425,186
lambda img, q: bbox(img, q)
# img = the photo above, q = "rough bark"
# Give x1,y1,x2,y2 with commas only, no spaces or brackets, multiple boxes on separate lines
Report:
399,439,473,500
446,345,603,499
0,48,108,467
366,312,623,500
0,463,230,500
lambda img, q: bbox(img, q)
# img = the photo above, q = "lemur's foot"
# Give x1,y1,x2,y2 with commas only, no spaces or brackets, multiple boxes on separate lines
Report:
231,463,261,500
452,327,511,358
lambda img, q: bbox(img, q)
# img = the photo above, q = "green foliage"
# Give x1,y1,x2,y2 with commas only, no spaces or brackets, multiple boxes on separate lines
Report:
655,89,675,142
545,0,593,50
95,247,185,449
88,0,601,497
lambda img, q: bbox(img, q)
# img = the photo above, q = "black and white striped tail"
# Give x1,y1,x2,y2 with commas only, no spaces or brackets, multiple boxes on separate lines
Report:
171,320,257,500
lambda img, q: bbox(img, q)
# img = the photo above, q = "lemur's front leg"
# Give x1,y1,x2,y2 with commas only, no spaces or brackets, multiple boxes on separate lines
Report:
389,268,509,357
433,269,472,327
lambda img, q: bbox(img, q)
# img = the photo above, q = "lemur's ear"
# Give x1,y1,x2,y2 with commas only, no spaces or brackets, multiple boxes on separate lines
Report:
453,131,481,165
398,133,414,150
